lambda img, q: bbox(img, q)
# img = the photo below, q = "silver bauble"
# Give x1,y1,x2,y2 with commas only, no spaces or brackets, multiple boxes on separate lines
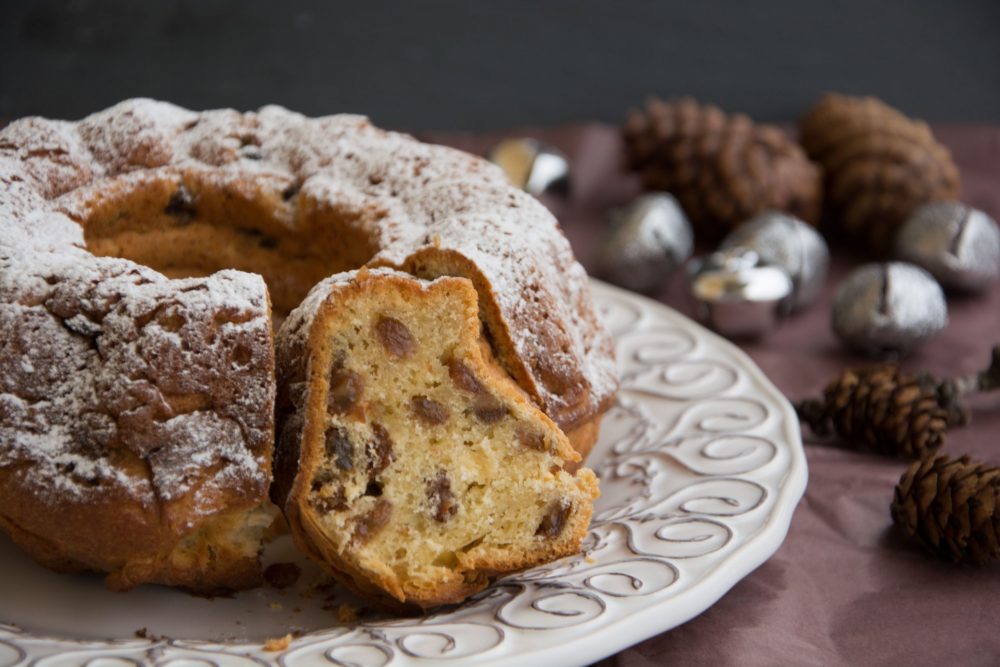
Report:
688,247,794,339
895,201,1000,292
488,138,570,196
832,262,948,356
596,193,694,293
719,211,830,310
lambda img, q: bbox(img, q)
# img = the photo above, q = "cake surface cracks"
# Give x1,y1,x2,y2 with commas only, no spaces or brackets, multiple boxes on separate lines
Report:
2,98,614,431
0,252,272,512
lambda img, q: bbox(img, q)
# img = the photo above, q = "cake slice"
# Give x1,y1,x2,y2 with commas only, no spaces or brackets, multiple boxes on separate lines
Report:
272,268,599,609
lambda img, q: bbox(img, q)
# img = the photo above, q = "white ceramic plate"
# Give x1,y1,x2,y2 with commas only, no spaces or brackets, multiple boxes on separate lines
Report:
0,280,807,667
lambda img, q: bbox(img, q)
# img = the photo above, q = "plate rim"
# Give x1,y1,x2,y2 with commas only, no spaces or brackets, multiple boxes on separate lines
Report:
483,279,808,667
0,278,808,667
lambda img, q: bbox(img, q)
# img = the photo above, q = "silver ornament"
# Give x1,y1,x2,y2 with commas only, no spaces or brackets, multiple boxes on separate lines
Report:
488,138,570,196
596,193,694,293
895,201,1000,292
688,247,794,339
832,262,948,356
719,210,830,311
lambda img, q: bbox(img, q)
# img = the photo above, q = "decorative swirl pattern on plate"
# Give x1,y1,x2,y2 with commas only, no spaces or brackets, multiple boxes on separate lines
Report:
0,636,24,667
494,586,606,630
595,297,643,337
323,643,393,667
623,359,739,401
393,623,502,660
1,281,807,667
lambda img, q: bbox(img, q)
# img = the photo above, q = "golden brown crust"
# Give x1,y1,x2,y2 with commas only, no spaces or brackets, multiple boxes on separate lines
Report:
0,483,274,594
563,416,603,470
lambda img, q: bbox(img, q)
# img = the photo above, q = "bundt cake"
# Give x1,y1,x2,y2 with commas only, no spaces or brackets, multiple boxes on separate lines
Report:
272,268,599,608
0,99,616,597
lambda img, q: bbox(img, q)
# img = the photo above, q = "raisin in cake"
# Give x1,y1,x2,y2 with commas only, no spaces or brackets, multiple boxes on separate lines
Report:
273,268,599,608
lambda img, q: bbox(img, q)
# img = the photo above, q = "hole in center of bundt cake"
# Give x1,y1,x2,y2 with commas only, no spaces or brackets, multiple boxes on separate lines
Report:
77,173,380,321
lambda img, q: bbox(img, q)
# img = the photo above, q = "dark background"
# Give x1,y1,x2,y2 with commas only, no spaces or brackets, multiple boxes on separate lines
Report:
2,0,999,131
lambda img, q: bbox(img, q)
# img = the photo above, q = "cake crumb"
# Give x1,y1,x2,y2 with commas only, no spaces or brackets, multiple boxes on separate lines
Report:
269,602,283,610
301,578,338,598
264,633,293,652
585,555,596,564
337,602,360,623
263,514,290,541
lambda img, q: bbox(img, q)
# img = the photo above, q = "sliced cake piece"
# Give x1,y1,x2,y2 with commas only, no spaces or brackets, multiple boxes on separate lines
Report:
272,268,599,609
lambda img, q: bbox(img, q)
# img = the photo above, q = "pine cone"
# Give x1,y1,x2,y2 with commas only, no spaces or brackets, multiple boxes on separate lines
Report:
799,93,961,251
622,97,822,241
797,365,950,459
891,454,1000,565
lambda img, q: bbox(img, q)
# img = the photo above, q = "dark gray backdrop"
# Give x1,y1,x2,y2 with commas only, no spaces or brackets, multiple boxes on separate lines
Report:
2,0,999,130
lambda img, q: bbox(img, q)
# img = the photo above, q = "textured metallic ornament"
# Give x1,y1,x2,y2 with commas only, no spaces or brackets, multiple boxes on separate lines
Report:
688,247,794,339
488,138,570,196
895,201,1000,292
832,262,948,356
596,193,694,293
719,211,830,310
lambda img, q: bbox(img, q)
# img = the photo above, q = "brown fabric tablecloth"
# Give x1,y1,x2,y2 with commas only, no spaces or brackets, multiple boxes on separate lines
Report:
425,124,1000,667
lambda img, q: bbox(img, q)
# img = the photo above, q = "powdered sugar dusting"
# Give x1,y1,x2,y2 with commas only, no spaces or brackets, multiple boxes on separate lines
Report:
0,235,273,515
1,99,615,517
248,110,618,425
